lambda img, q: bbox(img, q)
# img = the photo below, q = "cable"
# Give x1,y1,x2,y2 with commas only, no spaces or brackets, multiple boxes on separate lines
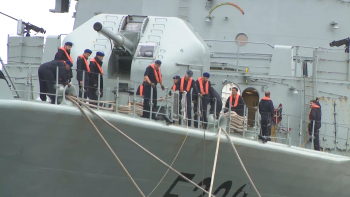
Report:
221,127,261,197
66,96,146,197
68,96,217,197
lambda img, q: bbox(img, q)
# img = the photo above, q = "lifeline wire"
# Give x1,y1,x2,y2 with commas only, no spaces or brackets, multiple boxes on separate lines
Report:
221,127,262,197
68,96,217,197
66,96,146,197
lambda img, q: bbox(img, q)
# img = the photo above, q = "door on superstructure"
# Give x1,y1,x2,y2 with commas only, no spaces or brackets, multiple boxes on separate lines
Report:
221,83,241,108
242,88,259,127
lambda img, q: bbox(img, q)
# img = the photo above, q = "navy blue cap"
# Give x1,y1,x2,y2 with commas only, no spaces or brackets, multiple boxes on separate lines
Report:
84,49,92,54
173,75,180,79
65,42,73,46
186,70,193,77
203,72,210,78
65,60,73,67
96,52,105,57
155,60,162,65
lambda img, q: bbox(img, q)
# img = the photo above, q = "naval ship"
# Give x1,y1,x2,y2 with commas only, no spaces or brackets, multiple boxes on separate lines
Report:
1,0,350,196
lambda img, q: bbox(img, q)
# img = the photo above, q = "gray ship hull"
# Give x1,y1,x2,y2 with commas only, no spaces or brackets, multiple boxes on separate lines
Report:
1,99,350,197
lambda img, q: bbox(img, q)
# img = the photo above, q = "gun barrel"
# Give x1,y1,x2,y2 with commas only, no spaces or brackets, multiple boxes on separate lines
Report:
93,22,134,53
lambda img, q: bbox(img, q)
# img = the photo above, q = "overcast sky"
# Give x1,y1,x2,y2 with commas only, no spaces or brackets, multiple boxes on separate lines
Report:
0,0,76,68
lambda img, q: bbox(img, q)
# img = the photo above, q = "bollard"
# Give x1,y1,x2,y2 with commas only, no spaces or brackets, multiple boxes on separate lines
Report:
55,66,59,105
115,77,119,113
97,73,101,110
82,71,85,103
150,86,154,120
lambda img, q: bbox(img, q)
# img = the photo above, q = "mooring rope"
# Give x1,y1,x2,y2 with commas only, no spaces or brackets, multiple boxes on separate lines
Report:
66,96,146,197
221,127,261,197
208,127,222,197
67,96,217,197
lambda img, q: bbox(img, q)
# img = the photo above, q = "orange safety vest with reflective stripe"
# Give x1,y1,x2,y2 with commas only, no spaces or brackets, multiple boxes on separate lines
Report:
139,84,144,96
78,55,90,73
197,77,209,95
90,58,103,75
149,63,162,83
58,47,73,63
230,94,240,107
180,77,192,92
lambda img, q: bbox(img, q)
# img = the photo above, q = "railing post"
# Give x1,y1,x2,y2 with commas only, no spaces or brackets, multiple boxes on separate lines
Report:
133,82,136,117
27,65,32,101
243,105,246,138
97,73,101,110
197,94,201,129
346,128,350,156
115,77,119,113
170,90,174,120
190,89,193,127
254,110,258,141
299,118,302,147
311,120,315,150
149,86,153,120
180,91,187,126
82,71,85,103
228,101,232,134
55,66,59,105
286,116,290,145
165,88,169,117
213,97,217,132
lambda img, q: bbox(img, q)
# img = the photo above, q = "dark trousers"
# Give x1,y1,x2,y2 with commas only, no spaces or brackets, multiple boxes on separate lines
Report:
194,95,210,129
310,129,320,151
78,85,88,99
143,84,157,119
88,87,102,106
38,67,56,104
261,119,271,137
179,94,192,126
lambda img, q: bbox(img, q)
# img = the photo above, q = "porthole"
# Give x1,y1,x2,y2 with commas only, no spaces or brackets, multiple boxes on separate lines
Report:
235,33,248,46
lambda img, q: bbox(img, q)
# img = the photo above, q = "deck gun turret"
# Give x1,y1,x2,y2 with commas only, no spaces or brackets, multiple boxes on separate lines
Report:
93,22,135,55
0,12,46,37
329,38,350,53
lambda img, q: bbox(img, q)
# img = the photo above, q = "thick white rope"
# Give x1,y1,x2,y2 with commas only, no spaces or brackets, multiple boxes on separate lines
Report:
208,127,222,197
221,127,262,197
68,96,216,197
147,95,189,197
67,96,146,197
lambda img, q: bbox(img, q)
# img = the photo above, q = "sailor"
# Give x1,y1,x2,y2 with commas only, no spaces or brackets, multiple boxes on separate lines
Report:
76,49,92,99
224,87,245,116
175,70,198,126
142,60,165,119
259,91,275,140
315,97,322,120
169,75,181,96
54,42,74,84
38,60,72,104
309,100,321,151
88,52,104,104
209,86,223,119
194,72,211,128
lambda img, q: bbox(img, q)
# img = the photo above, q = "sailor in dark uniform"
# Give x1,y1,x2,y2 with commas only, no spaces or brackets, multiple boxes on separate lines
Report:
88,52,104,103
309,100,321,151
209,86,223,118
259,91,275,139
194,72,211,128
142,60,165,119
169,75,180,96
38,60,72,104
76,49,92,99
174,70,198,126
224,87,245,116
54,41,74,83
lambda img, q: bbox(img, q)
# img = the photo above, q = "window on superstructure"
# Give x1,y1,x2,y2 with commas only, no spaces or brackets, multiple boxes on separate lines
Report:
235,33,248,46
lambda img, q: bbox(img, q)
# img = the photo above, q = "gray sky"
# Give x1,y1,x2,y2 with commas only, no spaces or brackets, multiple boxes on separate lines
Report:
0,0,76,68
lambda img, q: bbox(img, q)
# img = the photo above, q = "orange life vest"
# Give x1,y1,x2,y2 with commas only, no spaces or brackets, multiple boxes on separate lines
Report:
78,55,90,73
172,84,176,91
261,97,271,100
58,47,73,63
90,58,103,75
180,77,192,92
230,94,240,107
149,63,162,83
197,77,209,95
139,84,144,96
309,105,320,119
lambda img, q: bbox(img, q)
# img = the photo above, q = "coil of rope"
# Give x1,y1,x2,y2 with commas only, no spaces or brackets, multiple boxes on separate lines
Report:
66,96,217,197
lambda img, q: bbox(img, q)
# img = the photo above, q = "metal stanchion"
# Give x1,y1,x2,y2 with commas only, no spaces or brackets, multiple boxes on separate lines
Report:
243,105,247,138
55,66,59,105
299,118,302,147
115,77,119,113
213,97,217,132
197,95,201,129
133,82,137,117
311,120,315,150
228,101,232,134
150,86,153,120
97,73,101,110
286,116,290,145
82,71,85,103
